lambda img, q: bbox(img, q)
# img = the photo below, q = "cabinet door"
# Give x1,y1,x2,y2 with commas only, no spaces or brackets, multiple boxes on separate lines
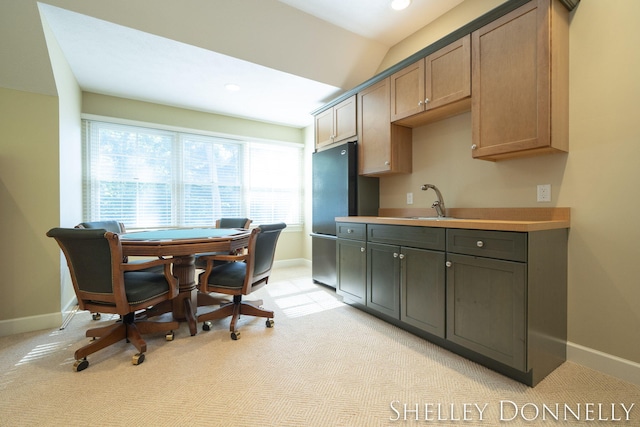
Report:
358,78,412,176
446,253,526,371
390,59,425,122
426,34,471,111
314,107,334,149
333,96,357,143
471,0,568,160
336,238,366,304
367,243,400,319
358,79,391,175
401,247,445,337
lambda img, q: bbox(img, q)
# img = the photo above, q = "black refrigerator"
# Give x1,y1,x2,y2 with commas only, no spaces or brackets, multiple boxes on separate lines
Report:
311,141,379,287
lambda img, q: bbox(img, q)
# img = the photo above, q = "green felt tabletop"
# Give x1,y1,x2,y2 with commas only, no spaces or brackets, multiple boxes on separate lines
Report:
120,228,244,241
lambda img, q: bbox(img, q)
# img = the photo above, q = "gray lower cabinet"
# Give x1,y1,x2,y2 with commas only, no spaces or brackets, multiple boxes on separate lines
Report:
366,242,446,338
367,243,401,318
336,223,366,304
445,228,568,386
402,247,446,338
366,224,446,336
335,222,567,386
446,252,526,371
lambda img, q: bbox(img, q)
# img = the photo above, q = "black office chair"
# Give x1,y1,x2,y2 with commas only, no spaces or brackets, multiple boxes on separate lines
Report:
216,218,252,229
196,222,286,340
76,220,163,320
47,227,179,371
195,218,252,269
76,220,125,233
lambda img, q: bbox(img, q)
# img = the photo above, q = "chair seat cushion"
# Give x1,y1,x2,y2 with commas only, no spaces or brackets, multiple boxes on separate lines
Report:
204,262,246,289
124,272,171,305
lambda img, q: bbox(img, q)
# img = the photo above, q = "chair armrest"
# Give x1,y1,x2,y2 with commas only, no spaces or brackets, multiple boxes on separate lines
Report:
121,257,173,272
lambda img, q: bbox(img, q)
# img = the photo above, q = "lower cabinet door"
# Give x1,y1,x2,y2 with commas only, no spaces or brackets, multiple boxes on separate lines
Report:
336,238,366,304
446,253,527,371
401,247,446,338
367,243,400,319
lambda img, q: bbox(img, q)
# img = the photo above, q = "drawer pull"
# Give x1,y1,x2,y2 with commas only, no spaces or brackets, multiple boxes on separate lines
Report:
393,253,399,258
476,240,484,248
360,247,365,252
347,229,353,233
446,261,452,268
399,254,405,260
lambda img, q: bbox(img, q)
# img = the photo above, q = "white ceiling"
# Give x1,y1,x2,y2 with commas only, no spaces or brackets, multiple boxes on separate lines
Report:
38,0,463,128
278,0,463,46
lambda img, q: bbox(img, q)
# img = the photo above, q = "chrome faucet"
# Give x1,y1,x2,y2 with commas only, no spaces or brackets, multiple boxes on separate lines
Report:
421,184,446,217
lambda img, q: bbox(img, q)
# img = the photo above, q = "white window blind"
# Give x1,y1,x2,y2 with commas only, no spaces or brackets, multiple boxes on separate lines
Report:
83,120,303,229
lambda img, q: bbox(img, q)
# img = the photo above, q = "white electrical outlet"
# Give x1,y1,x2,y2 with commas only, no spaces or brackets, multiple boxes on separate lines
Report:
406,192,413,205
537,184,551,202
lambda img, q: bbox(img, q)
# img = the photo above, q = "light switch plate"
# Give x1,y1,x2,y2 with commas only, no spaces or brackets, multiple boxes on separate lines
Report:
537,184,551,202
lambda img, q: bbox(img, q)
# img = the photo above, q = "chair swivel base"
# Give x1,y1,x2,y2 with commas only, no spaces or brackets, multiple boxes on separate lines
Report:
72,313,178,371
199,298,274,340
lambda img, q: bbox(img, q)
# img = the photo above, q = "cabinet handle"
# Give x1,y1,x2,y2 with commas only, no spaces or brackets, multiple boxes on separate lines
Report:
476,240,484,248
399,254,405,260
393,252,399,258
471,144,477,150
446,261,452,268
424,98,430,104
418,100,423,106
347,229,353,233
360,247,365,252
384,161,390,166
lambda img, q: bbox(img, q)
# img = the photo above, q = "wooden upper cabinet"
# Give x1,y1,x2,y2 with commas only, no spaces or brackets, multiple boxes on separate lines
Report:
391,35,471,126
357,78,412,176
314,95,356,150
471,0,569,161
390,60,424,122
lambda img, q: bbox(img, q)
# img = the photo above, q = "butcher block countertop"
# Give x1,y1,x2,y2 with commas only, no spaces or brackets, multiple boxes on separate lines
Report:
336,207,570,232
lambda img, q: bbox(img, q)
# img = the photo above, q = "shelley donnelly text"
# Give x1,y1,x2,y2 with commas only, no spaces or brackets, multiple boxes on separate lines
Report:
390,401,635,422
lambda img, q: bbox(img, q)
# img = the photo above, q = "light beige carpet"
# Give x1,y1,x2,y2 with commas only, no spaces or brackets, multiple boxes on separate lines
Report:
1,266,638,426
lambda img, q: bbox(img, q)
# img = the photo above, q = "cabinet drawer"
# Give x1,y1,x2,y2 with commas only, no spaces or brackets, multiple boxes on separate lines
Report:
368,224,445,251
336,222,366,240
446,229,526,262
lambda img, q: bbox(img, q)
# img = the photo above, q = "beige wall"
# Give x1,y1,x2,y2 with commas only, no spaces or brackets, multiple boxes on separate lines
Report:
376,1,640,365
377,0,507,73
42,10,84,315
0,88,62,331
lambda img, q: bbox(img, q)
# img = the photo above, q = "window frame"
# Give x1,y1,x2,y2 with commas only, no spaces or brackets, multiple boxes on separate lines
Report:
82,115,304,231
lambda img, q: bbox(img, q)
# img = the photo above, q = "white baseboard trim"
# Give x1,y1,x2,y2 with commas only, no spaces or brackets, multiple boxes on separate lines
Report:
567,341,640,387
0,312,62,338
273,258,311,269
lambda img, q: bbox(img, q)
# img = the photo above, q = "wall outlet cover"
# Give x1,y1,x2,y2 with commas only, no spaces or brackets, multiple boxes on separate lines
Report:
537,184,551,202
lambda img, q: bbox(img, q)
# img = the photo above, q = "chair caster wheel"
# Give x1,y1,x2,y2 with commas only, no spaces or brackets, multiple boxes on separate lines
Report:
92,313,101,321
132,353,145,365
165,331,174,341
74,358,89,372
266,319,274,328
231,331,240,340
203,321,212,331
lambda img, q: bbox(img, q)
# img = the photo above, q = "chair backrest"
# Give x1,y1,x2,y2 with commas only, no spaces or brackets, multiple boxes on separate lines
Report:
76,220,126,233
47,227,127,314
216,218,252,229
245,223,286,289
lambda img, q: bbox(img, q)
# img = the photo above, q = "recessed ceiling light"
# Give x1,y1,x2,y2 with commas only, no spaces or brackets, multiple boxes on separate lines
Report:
225,83,240,91
391,0,411,11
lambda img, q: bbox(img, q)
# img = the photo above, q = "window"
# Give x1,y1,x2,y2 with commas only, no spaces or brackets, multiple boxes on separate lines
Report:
83,120,303,229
